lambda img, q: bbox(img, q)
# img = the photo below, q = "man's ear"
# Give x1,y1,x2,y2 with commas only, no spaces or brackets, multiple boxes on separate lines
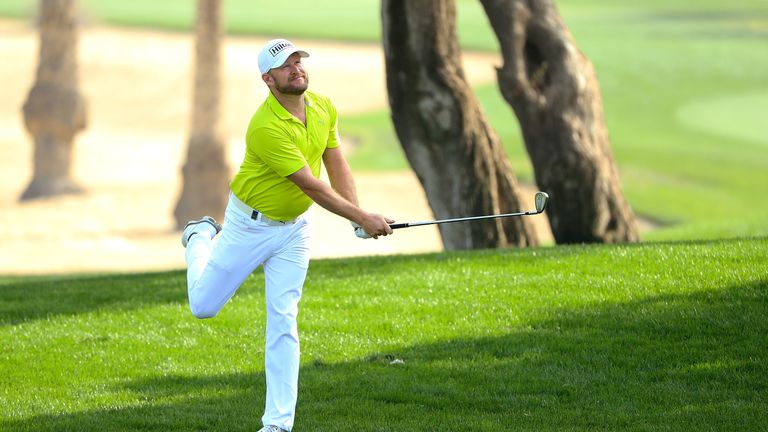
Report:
261,73,273,85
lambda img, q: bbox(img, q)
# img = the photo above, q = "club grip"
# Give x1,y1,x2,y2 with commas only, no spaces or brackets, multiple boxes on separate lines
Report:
389,223,410,229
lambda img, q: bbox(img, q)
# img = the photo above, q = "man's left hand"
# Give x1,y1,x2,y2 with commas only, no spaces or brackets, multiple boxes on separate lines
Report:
351,221,372,239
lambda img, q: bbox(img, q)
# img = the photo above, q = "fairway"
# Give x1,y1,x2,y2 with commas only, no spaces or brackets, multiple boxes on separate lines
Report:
677,91,768,147
2,238,766,431
1,1,767,430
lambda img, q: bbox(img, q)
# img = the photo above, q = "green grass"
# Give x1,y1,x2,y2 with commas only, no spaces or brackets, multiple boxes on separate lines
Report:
2,0,767,241
2,4,765,429
1,237,767,431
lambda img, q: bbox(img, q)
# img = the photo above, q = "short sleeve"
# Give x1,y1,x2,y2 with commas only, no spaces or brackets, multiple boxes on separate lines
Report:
249,126,307,177
326,101,340,149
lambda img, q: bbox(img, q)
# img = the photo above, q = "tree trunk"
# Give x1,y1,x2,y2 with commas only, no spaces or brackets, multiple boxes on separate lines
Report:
382,0,538,250
480,0,639,244
174,0,230,229
20,0,86,201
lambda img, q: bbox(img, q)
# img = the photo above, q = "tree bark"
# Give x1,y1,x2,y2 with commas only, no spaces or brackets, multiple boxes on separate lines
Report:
382,0,538,250
20,0,87,201
174,0,230,228
480,0,639,243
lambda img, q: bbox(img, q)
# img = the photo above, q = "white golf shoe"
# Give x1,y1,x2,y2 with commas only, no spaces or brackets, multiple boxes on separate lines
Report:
257,426,287,432
181,216,222,247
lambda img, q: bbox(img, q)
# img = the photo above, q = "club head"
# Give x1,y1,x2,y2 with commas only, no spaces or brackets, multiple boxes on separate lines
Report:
534,191,549,213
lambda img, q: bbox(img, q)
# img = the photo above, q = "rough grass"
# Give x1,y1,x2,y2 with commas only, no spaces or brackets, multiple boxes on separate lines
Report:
1,237,766,431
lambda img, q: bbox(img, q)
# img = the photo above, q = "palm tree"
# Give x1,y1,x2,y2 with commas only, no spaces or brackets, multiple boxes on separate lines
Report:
21,0,87,201
174,0,230,228
480,0,639,243
382,0,538,250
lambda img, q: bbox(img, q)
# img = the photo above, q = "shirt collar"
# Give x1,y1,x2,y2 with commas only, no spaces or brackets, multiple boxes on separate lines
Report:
267,91,313,120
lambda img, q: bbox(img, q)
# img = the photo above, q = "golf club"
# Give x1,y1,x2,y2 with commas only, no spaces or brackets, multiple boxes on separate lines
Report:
389,191,549,230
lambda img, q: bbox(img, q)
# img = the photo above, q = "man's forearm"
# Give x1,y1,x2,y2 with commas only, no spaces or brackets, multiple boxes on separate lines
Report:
289,163,393,238
289,166,365,223
323,147,359,206
303,180,367,223
329,173,358,206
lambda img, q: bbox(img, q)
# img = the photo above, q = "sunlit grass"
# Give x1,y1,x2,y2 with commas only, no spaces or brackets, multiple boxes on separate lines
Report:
1,238,767,431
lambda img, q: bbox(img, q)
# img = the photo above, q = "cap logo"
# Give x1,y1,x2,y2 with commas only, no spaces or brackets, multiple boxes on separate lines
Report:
269,41,291,57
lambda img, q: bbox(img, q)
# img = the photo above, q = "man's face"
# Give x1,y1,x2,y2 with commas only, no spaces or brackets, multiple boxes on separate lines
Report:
264,52,309,96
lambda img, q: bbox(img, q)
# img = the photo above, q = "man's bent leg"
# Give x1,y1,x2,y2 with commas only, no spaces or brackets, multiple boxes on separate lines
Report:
186,201,268,319
261,219,311,431
185,230,216,292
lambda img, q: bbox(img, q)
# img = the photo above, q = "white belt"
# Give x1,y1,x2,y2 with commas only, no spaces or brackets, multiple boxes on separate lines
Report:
230,193,299,226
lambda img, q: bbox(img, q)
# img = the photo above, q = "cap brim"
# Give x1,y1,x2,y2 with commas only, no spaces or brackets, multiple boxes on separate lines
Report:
266,48,310,73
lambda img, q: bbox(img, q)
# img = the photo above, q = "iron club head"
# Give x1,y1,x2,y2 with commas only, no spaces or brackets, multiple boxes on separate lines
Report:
534,191,549,213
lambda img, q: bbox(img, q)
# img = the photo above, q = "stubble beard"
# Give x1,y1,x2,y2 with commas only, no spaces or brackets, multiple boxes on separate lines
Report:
276,76,309,96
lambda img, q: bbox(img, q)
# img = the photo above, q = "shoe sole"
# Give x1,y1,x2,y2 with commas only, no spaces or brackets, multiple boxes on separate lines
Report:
182,217,221,247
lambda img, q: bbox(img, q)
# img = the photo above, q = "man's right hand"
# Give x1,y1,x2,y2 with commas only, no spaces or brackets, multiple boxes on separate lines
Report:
355,213,395,239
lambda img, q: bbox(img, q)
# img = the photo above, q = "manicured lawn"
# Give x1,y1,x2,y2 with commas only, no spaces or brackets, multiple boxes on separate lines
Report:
1,3,765,430
1,237,767,431
2,4,765,430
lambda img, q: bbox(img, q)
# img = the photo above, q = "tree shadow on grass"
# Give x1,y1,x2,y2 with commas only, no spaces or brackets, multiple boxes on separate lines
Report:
0,270,191,326
4,281,767,432
0,253,422,327
0,268,271,326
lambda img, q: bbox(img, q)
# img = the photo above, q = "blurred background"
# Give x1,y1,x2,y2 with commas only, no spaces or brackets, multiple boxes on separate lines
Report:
0,0,766,274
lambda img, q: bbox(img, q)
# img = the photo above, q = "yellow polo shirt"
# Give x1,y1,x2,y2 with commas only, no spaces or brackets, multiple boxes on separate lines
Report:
230,91,340,220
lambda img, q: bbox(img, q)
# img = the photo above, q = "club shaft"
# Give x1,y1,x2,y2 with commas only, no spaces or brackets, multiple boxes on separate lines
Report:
390,209,539,229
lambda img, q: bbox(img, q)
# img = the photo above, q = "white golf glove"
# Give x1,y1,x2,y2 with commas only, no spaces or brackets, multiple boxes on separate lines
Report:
351,221,371,239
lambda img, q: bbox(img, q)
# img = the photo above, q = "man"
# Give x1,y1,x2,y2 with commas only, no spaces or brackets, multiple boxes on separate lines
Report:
181,39,394,432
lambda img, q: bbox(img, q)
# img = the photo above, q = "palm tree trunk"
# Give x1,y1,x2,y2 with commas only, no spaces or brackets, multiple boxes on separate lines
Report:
174,0,230,228
21,0,87,200
480,0,640,243
381,0,538,250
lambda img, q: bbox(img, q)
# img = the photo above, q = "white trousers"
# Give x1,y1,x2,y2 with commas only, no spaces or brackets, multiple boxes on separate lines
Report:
185,196,312,432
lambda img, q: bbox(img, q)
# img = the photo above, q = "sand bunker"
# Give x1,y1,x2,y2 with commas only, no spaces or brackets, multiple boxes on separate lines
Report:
0,19,554,275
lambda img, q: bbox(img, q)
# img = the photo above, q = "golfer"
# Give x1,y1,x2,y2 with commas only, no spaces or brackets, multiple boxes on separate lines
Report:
181,38,394,432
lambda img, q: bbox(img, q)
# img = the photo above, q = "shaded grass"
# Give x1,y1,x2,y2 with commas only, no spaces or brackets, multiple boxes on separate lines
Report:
1,238,766,431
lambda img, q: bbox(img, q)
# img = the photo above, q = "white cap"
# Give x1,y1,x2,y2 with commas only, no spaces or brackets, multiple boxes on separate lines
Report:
258,38,309,74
